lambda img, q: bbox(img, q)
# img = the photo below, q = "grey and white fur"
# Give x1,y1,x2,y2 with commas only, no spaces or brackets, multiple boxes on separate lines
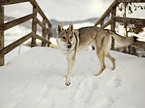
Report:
56,22,137,86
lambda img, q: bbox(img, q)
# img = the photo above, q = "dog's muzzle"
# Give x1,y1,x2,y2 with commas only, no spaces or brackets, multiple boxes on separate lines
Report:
67,43,72,48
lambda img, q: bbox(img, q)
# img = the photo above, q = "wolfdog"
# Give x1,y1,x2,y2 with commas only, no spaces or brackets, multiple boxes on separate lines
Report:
56,22,137,86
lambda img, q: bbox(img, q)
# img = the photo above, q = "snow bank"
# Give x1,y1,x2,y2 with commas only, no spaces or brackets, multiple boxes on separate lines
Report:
0,47,145,108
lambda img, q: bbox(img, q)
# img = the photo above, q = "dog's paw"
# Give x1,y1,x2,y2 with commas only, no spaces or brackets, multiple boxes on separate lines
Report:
65,78,71,86
65,75,71,86
65,82,71,86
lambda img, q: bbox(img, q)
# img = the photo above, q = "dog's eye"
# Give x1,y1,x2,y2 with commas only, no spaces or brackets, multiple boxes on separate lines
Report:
62,36,66,39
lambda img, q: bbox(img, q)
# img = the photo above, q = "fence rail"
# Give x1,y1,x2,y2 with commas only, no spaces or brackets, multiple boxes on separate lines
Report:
94,0,145,56
95,0,145,30
0,14,33,32
113,16,145,26
0,33,33,57
0,0,52,66
0,0,29,5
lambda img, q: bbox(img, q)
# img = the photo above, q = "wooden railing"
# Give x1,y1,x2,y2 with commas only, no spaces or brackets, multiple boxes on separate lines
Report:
94,0,145,53
95,0,145,29
0,0,52,66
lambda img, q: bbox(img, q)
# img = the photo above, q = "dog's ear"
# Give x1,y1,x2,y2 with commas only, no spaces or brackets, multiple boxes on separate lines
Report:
69,22,73,32
57,23,63,35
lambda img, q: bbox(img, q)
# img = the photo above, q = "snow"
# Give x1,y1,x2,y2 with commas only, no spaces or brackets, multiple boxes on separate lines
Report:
0,47,145,108
2,19,145,108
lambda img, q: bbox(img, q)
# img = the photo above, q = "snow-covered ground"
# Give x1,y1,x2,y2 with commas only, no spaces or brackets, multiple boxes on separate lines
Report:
1,21,145,108
0,47,145,108
2,1,145,107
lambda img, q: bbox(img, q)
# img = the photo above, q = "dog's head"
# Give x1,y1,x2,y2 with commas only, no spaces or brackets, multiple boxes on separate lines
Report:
56,22,78,52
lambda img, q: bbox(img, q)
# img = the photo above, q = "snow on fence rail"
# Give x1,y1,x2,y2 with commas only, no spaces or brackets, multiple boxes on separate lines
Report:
0,0,52,66
94,0,145,56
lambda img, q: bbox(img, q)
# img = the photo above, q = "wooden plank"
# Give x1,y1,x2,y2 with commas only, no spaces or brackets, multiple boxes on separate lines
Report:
42,19,46,46
30,0,52,28
0,33,32,57
31,6,37,47
46,29,52,36
134,40,145,48
47,32,52,45
117,0,145,3
113,16,145,26
100,20,104,27
0,6,4,66
102,19,112,28
36,18,45,28
35,34,51,45
38,7,52,29
0,0,30,5
111,7,116,50
0,14,33,32
94,1,119,26
111,7,116,31
35,18,50,36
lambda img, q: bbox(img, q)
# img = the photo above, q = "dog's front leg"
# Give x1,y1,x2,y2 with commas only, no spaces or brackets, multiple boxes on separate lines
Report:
65,55,76,86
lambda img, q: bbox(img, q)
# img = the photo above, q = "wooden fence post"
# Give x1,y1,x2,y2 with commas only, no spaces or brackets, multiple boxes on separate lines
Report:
46,23,52,47
41,18,46,46
111,7,116,50
124,2,128,37
0,6,4,66
100,20,104,27
31,6,37,47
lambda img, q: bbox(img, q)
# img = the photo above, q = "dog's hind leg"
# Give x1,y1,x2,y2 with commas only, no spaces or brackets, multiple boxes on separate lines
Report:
106,52,116,70
65,55,76,86
94,51,106,76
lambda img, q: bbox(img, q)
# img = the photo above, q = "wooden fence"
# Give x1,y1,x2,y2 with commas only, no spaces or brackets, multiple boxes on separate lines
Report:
95,0,145,56
0,0,52,66
95,0,145,30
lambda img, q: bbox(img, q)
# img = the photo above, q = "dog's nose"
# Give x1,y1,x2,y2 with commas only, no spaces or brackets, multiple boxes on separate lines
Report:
67,44,72,48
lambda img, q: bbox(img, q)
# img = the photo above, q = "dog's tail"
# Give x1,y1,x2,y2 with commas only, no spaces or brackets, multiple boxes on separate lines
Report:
109,30,138,48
